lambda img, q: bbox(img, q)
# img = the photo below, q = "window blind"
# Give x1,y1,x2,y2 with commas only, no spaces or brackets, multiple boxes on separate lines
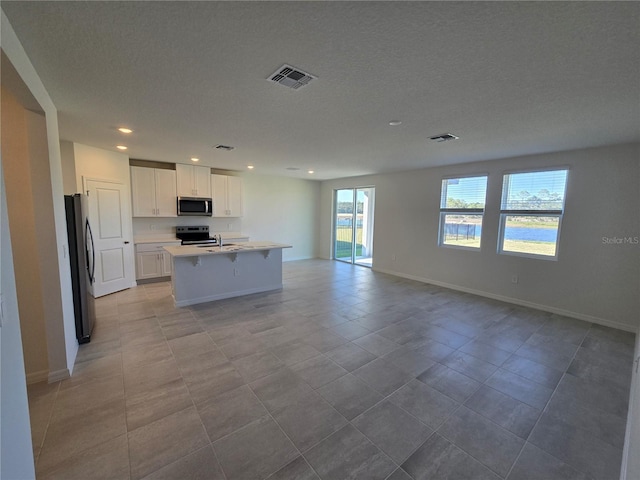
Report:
440,176,488,210
501,170,568,212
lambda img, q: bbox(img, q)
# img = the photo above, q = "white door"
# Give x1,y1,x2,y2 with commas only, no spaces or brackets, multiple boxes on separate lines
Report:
85,179,135,297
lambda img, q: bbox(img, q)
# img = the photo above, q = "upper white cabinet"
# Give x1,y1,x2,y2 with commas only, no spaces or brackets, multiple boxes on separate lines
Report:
211,174,243,217
176,164,211,198
131,166,177,217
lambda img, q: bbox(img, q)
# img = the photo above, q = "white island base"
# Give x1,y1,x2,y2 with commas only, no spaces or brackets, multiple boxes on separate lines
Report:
165,243,290,307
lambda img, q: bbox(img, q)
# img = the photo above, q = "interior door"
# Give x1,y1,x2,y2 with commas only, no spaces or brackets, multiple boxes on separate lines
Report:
85,179,134,297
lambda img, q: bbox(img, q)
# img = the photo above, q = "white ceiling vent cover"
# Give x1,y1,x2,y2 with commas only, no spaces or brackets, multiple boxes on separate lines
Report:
268,64,316,90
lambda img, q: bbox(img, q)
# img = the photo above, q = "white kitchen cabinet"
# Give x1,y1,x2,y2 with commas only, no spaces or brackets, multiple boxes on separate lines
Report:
211,174,243,217
176,164,211,198
131,166,177,217
135,242,176,280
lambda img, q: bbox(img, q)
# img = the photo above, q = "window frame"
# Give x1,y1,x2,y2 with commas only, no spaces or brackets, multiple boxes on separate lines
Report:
438,174,488,251
497,167,569,261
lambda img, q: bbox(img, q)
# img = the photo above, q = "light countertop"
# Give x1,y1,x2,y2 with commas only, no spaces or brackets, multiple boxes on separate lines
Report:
164,241,291,257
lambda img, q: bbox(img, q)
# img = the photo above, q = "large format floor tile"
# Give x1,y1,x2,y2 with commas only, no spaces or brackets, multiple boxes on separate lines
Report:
352,400,433,464
402,433,501,480
26,260,634,480
212,415,298,480
304,425,396,480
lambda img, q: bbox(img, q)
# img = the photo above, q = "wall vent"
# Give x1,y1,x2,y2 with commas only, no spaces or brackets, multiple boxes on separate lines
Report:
214,145,235,151
429,133,459,143
268,64,316,90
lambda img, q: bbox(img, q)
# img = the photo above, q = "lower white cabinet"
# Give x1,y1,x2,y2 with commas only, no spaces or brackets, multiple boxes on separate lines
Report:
135,242,178,280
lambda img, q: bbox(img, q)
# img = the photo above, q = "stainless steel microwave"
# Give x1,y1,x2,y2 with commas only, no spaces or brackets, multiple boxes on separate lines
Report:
177,197,212,216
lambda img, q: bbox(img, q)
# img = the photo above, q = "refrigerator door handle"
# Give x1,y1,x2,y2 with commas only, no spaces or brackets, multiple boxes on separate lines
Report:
85,219,96,285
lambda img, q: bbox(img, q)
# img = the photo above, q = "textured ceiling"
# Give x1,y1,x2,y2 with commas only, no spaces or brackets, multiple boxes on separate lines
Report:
2,1,639,180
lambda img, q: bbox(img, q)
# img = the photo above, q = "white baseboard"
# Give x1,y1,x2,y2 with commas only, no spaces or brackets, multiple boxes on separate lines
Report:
284,255,316,262
373,267,637,333
48,368,70,383
25,369,49,385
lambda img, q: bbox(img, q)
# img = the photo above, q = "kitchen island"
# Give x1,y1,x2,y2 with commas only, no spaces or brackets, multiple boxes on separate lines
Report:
164,242,292,307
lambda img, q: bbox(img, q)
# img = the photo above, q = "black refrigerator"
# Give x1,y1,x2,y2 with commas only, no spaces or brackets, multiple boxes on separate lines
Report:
64,194,96,343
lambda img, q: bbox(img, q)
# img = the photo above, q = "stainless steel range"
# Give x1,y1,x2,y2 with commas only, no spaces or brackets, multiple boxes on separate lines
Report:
175,225,219,245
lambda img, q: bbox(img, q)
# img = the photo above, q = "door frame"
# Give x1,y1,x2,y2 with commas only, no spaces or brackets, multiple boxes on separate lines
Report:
332,186,375,267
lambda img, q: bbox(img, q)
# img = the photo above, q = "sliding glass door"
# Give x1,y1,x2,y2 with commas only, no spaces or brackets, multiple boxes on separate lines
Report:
334,187,375,266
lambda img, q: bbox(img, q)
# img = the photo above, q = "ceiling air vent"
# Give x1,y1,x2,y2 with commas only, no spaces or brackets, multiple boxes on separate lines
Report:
215,145,235,151
429,133,459,143
268,64,316,90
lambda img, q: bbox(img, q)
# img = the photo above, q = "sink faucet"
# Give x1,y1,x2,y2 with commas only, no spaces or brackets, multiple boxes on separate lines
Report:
217,234,223,249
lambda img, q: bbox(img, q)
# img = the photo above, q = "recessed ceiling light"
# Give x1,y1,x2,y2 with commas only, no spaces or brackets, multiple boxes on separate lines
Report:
247,165,254,170
308,170,315,174
118,127,133,134
389,120,402,126
191,157,199,162
116,145,128,150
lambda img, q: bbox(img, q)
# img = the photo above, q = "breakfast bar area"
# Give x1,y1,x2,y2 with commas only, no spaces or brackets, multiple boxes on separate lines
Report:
164,242,292,307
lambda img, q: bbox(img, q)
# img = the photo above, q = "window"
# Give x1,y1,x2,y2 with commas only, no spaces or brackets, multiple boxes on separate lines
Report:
498,169,568,259
439,176,488,249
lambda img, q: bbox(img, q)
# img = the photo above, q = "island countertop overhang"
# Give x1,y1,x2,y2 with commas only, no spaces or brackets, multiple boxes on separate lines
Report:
164,241,292,257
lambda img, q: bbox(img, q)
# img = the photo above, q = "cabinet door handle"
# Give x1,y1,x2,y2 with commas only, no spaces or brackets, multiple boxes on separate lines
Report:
124,241,130,244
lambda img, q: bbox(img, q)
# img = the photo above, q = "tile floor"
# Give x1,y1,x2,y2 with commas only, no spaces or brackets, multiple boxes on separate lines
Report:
27,259,635,480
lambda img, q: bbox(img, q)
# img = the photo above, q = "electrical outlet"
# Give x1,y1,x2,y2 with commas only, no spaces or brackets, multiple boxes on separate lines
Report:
511,275,519,284
234,268,240,276
228,223,233,231
150,224,156,231
391,253,396,261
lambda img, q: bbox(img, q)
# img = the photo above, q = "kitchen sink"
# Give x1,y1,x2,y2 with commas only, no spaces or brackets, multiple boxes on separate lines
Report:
196,243,235,248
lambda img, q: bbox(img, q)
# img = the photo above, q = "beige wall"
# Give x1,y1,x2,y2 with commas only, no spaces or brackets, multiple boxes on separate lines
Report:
73,143,131,191
59,139,77,195
241,173,320,261
1,87,50,381
1,8,77,388
320,143,640,332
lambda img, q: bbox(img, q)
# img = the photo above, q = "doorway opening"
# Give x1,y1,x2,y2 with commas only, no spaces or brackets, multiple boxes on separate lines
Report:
333,187,375,267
